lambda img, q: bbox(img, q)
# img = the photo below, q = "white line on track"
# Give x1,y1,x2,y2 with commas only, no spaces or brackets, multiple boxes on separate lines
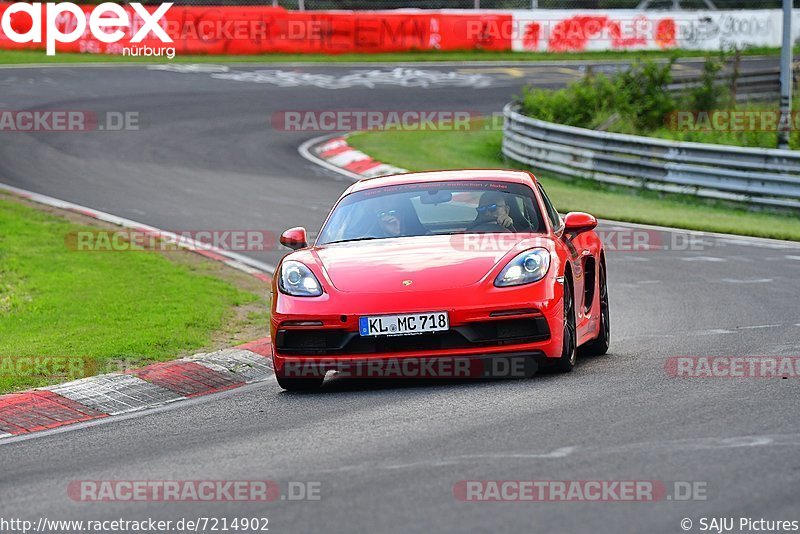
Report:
618,322,800,341
605,434,799,454
694,328,737,335
383,447,578,470
312,434,800,474
720,278,773,284
317,446,578,474
617,328,736,340
681,256,727,262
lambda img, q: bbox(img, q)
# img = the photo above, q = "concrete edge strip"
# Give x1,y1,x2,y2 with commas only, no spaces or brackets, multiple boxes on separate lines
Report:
298,133,408,182
0,182,277,276
299,133,800,250
0,338,273,438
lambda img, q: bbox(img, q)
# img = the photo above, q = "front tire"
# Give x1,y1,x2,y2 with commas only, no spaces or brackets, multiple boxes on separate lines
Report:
545,277,577,373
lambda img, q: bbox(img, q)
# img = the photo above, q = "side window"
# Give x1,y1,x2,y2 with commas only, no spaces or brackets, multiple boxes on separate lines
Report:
537,184,561,231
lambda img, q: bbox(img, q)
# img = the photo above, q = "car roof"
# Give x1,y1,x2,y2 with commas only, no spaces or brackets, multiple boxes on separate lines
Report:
344,169,538,195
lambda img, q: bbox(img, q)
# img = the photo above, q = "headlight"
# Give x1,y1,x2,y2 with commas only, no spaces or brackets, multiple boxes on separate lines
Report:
279,260,323,297
495,248,551,287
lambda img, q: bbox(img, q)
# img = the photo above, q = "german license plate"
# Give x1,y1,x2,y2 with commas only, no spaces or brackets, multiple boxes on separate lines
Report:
359,312,449,337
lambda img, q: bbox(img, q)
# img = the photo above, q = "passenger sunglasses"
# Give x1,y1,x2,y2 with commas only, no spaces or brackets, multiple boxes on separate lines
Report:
476,203,506,213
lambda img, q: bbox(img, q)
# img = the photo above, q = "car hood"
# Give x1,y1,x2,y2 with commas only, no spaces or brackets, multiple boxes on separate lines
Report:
311,234,549,293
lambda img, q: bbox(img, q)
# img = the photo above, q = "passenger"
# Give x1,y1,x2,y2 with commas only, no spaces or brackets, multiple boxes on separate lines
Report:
467,191,516,232
370,196,428,238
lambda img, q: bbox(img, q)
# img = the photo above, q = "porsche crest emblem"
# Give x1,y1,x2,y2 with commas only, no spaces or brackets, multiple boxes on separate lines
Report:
402,280,413,286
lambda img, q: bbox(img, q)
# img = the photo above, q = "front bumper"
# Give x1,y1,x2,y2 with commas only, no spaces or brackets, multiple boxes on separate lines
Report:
271,283,565,378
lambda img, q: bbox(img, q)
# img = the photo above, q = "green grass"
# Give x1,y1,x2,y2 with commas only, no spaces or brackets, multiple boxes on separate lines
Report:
644,98,800,150
347,127,800,242
0,47,783,65
0,196,260,392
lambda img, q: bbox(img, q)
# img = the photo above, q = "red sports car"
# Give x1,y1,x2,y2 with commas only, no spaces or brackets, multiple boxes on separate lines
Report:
271,169,609,390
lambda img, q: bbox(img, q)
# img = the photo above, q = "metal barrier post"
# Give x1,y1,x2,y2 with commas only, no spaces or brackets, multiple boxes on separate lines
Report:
778,0,793,149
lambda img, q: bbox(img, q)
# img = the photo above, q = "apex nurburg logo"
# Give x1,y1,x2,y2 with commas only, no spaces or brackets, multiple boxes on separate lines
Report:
0,2,173,56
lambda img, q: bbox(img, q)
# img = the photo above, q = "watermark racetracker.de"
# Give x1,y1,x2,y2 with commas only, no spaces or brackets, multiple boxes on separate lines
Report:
666,110,800,133
272,110,481,132
64,229,277,252
0,517,271,534
0,355,98,380
453,480,708,502
665,356,800,378
282,355,539,380
0,111,139,132
67,480,322,502
449,229,712,253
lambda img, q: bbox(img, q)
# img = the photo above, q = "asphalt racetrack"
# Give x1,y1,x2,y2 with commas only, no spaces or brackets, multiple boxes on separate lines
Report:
0,57,799,533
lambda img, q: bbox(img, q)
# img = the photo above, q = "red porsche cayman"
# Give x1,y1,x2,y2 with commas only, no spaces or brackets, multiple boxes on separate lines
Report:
271,170,609,390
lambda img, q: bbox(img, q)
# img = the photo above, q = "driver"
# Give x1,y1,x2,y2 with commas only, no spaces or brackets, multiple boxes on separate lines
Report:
375,206,402,237
467,191,516,232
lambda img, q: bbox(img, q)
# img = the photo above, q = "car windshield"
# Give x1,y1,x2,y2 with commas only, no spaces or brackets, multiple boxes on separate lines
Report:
317,181,545,245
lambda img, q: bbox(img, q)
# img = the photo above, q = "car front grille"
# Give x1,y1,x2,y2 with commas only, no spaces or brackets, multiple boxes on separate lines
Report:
275,317,550,356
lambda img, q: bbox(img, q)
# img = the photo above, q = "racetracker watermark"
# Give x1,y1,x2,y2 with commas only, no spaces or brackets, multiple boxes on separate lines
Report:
0,2,173,56
67,480,322,502
448,229,711,252
465,17,677,44
666,110,800,132
453,480,708,502
464,15,767,47
272,110,483,132
0,517,271,534
64,229,276,252
665,356,800,378
282,355,538,379
0,111,138,132
0,356,97,379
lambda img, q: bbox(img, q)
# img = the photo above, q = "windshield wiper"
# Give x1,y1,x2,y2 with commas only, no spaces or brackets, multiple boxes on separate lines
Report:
323,236,382,245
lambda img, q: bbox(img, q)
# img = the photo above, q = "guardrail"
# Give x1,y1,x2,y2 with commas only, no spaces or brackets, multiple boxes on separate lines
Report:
502,103,800,210
668,66,799,102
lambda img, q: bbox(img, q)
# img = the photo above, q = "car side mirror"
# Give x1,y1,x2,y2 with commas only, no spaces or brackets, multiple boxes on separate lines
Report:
563,212,598,235
280,227,308,250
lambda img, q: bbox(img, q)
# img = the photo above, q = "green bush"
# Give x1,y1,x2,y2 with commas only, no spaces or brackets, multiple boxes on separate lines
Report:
519,55,796,151
685,53,728,112
618,59,676,131
520,72,618,128
520,58,676,132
